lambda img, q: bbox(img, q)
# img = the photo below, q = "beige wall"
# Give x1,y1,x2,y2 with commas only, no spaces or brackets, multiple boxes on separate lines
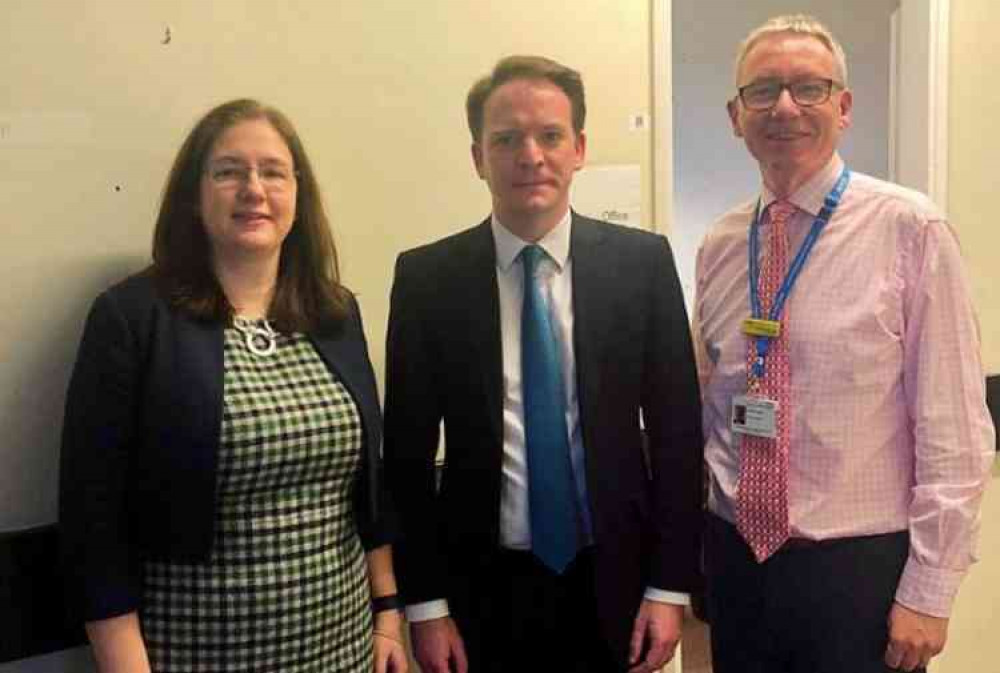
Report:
936,464,1000,673
935,1,1000,671
0,0,650,531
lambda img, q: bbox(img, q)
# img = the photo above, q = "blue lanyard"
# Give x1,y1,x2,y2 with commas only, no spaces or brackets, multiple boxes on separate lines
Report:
748,167,851,378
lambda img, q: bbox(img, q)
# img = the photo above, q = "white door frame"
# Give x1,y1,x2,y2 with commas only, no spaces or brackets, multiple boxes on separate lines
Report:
889,0,950,209
650,0,675,235
651,0,951,234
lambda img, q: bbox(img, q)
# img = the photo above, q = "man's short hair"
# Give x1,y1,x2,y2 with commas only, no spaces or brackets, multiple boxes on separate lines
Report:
466,55,586,142
734,14,848,87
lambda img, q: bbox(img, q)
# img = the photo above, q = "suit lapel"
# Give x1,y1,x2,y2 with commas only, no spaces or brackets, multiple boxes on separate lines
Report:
310,324,379,461
310,322,382,522
311,330,364,404
570,214,614,438
461,220,504,444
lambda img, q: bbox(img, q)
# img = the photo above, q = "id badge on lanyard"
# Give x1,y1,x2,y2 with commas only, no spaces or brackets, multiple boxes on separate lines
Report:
731,394,779,439
730,167,851,441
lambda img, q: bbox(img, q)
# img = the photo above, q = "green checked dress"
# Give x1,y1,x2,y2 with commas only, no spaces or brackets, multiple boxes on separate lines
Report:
140,326,373,672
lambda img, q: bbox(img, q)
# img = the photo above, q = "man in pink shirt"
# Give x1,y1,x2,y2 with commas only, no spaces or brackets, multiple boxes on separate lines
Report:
694,14,995,673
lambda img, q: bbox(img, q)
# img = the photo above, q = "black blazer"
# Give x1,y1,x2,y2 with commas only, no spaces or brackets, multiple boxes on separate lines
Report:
59,272,391,622
383,214,703,660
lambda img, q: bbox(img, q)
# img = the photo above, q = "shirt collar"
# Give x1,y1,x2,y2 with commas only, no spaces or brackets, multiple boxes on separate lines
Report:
761,153,845,218
491,209,572,272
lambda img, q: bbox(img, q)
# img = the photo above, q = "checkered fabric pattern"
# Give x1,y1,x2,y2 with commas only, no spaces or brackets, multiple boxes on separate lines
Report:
737,201,795,562
142,327,372,672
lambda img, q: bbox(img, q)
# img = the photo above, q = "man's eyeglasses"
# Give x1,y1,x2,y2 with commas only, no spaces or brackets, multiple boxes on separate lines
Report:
205,160,297,191
736,78,842,111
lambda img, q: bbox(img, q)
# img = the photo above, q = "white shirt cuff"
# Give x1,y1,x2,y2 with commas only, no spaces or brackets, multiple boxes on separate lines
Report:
404,599,451,622
643,587,691,606
406,590,688,619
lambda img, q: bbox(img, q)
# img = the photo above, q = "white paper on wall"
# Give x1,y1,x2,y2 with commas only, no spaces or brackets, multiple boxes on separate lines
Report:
570,164,642,229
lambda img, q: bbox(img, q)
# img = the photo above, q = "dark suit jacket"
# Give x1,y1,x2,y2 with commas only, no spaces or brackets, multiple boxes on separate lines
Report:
383,213,703,660
58,272,391,622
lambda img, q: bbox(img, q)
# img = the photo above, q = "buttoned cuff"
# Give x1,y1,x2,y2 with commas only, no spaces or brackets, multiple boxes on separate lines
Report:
643,587,691,606
894,555,966,618
404,599,450,622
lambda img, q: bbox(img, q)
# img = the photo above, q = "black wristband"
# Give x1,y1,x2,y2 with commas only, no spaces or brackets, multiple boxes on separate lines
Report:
371,594,403,614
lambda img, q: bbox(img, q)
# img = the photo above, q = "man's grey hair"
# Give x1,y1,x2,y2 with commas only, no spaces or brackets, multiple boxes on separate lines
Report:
734,14,848,87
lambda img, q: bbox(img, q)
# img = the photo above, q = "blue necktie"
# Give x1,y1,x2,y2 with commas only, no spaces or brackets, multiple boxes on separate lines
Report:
521,245,579,573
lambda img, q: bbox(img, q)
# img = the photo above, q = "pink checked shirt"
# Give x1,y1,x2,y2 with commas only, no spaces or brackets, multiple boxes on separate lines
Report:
694,155,995,617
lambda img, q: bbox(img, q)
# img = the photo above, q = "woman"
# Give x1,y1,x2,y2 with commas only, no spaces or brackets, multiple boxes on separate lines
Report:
59,99,407,673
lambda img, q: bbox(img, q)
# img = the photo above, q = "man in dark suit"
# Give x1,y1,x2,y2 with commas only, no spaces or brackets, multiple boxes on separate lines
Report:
383,55,703,673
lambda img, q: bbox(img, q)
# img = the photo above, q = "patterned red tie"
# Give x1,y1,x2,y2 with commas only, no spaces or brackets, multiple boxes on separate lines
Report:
737,200,795,562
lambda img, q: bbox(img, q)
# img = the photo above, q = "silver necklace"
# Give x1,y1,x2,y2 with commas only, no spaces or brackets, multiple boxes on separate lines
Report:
232,316,278,357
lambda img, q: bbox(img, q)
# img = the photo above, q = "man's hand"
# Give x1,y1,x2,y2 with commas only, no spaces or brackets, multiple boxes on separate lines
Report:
628,599,683,673
410,616,468,673
884,602,949,671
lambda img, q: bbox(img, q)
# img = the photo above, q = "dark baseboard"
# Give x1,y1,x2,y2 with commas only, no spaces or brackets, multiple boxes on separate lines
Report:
988,375,999,451
0,525,86,663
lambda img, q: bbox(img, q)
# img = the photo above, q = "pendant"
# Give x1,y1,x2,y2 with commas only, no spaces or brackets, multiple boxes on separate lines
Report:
233,317,277,357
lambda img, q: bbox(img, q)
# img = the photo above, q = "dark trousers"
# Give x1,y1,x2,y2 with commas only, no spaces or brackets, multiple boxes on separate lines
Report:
705,513,923,673
450,547,620,673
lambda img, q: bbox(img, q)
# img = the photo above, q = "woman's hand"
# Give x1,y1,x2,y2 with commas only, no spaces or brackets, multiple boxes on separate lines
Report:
85,612,152,673
372,608,408,673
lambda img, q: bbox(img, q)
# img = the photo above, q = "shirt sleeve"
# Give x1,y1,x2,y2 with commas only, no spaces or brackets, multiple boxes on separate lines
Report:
643,587,691,606
692,241,716,393
894,214,995,617
405,599,451,623
58,291,144,621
